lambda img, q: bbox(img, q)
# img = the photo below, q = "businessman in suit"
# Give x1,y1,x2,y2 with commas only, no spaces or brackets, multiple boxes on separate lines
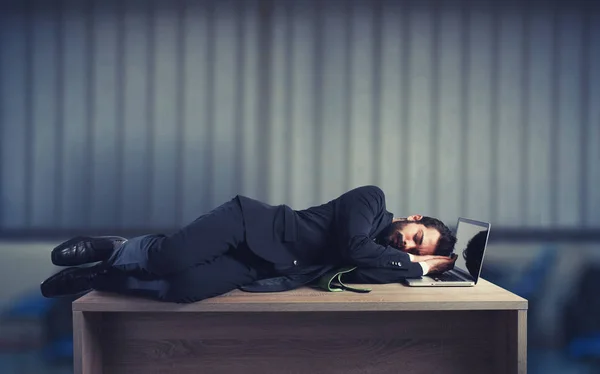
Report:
41,185,458,303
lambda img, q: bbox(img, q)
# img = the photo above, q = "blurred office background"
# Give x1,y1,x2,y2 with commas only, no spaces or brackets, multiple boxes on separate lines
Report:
0,0,599,372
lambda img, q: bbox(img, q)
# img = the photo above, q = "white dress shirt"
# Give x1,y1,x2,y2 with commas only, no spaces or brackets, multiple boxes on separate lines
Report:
407,253,431,275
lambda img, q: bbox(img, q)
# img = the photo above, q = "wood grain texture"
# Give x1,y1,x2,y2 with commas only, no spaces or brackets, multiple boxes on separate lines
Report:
100,310,502,374
73,311,103,374
104,340,492,374
73,278,527,312
100,310,500,341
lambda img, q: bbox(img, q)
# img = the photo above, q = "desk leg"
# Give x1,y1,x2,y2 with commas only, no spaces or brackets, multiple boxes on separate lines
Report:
496,309,527,374
509,310,527,374
73,311,103,374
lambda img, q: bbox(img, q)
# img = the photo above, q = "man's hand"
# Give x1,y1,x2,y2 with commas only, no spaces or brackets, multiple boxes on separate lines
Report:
409,254,450,263
423,254,458,274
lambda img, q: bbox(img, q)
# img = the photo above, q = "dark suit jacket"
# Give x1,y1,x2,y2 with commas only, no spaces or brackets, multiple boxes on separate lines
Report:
237,185,424,292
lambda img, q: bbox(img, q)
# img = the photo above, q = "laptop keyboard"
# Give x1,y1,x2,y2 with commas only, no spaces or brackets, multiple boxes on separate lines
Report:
432,272,465,282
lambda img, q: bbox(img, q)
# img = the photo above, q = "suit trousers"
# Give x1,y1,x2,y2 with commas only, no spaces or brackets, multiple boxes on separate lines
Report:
91,197,275,303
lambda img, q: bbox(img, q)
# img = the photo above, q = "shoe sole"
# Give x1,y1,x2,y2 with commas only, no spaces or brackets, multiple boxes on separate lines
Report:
41,284,91,298
40,267,92,298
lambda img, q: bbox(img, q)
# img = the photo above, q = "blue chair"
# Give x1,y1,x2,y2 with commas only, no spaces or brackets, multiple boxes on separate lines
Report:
0,291,55,373
567,333,600,359
0,290,75,372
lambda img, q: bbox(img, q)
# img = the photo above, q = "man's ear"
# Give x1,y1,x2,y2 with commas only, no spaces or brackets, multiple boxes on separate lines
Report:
407,215,423,221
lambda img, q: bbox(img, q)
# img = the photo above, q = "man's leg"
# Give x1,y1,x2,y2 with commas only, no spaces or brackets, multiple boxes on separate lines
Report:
107,197,245,277
94,249,271,303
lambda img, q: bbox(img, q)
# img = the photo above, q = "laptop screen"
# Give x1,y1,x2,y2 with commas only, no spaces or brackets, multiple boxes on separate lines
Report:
452,218,490,282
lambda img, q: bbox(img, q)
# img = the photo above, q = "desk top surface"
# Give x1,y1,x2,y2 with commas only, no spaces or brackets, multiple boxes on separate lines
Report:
73,279,527,312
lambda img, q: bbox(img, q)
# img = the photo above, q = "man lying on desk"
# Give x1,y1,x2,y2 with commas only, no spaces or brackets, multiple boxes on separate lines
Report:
41,185,458,303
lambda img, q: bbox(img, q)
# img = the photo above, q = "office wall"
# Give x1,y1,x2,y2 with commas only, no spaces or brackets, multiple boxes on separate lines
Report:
1,0,599,231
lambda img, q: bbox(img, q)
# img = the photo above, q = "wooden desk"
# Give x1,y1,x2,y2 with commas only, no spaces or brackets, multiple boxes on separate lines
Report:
73,279,527,374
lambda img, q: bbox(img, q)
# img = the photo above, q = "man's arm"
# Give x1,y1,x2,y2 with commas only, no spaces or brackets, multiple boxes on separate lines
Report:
334,186,422,272
340,266,423,283
407,253,432,275
341,255,458,284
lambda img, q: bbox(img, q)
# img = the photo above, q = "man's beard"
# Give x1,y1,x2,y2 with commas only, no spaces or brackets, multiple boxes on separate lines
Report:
375,221,410,251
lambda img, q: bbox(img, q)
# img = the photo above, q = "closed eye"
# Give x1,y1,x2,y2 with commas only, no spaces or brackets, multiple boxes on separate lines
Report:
417,230,424,246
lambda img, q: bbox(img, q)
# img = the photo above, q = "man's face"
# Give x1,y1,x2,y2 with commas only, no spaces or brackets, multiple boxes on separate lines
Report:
377,215,441,256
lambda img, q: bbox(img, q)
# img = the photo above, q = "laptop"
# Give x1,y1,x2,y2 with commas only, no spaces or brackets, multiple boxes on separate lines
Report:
404,217,491,287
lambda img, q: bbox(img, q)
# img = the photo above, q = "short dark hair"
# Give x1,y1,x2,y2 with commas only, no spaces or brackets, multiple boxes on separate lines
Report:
419,216,457,256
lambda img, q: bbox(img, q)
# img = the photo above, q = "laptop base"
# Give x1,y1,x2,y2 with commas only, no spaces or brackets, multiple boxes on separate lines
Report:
404,276,475,287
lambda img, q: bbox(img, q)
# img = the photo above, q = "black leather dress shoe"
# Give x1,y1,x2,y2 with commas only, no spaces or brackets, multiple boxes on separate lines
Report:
40,265,106,298
51,236,127,266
